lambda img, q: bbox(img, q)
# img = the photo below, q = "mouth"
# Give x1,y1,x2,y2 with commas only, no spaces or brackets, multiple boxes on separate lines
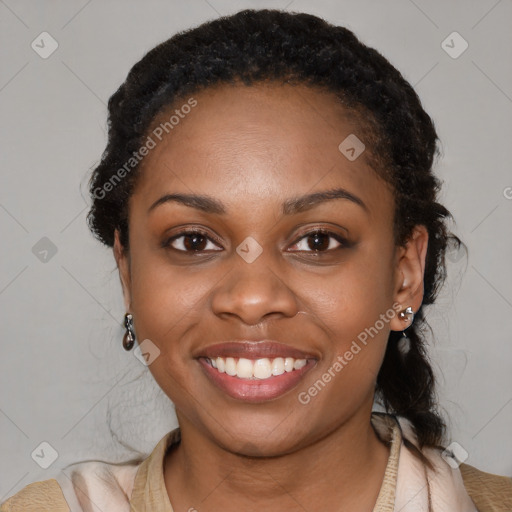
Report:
196,341,318,403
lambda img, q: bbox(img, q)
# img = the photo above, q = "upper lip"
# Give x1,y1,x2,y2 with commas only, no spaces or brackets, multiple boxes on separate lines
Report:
197,341,318,360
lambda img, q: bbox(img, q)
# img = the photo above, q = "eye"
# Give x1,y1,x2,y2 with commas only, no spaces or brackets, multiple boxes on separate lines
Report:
163,229,223,252
288,229,347,253
162,228,348,254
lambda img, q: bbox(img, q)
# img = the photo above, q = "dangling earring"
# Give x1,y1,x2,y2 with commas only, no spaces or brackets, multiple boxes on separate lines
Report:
123,313,135,351
397,306,414,355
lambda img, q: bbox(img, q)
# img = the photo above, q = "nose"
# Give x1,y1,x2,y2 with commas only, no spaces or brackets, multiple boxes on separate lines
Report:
211,254,299,326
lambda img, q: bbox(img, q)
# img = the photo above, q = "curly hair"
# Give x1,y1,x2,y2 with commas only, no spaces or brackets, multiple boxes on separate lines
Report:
87,9,466,452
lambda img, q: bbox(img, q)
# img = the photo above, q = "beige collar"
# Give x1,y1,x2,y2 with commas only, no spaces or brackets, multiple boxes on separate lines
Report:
56,413,477,511
129,413,401,512
129,427,180,511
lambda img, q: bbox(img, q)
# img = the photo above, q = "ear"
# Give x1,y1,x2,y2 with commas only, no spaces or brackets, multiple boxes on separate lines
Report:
389,224,429,332
113,229,132,312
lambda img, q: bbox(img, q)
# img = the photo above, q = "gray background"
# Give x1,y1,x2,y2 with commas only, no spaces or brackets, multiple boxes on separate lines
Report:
1,0,511,500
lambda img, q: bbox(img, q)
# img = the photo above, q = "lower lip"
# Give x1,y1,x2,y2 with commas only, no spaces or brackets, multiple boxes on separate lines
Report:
198,358,316,403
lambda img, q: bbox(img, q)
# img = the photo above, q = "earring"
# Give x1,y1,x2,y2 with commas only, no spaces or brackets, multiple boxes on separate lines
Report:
397,306,414,355
398,306,414,325
123,313,135,351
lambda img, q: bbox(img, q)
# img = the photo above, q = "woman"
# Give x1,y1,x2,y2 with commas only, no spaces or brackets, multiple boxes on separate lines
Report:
2,8,511,512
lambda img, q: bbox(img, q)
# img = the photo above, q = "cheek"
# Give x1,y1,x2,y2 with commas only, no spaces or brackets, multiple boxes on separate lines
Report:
128,245,213,352
127,249,212,407
301,247,394,389
306,247,394,337
298,276,392,417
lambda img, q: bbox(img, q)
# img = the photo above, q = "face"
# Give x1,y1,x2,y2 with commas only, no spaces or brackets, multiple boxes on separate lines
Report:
114,82,428,456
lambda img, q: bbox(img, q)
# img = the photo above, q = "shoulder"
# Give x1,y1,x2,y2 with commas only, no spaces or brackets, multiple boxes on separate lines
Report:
460,462,512,511
393,414,512,511
0,458,143,512
1,430,176,512
0,478,70,511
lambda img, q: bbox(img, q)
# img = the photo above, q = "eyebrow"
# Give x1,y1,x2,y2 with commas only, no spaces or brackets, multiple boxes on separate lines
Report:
147,187,369,216
282,188,369,215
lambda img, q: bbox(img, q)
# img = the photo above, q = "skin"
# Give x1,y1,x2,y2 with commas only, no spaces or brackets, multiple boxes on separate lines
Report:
113,83,428,511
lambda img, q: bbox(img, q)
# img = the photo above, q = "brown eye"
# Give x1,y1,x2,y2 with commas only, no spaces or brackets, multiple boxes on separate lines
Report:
289,230,347,252
163,230,223,252
183,233,207,251
306,232,330,251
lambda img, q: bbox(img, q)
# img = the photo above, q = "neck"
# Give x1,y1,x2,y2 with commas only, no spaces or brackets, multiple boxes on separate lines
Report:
164,409,391,511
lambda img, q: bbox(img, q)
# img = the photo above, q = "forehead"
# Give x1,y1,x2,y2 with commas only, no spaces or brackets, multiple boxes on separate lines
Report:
131,83,394,222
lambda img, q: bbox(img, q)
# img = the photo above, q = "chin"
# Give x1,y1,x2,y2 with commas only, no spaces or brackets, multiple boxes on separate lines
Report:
204,410,315,457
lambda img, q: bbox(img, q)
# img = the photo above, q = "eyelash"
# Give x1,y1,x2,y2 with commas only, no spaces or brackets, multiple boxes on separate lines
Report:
162,228,349,254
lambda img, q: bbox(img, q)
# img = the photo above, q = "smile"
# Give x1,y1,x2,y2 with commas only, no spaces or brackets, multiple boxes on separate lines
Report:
207,356,307,379
198,356,316,402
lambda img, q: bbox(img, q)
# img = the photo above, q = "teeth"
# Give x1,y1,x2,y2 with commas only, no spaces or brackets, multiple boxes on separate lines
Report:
293,359,307,370
225,357,237,376
207,356,308,379
237,358,253,379
253,358,272,379
272,357,285,376
284,357,295,372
